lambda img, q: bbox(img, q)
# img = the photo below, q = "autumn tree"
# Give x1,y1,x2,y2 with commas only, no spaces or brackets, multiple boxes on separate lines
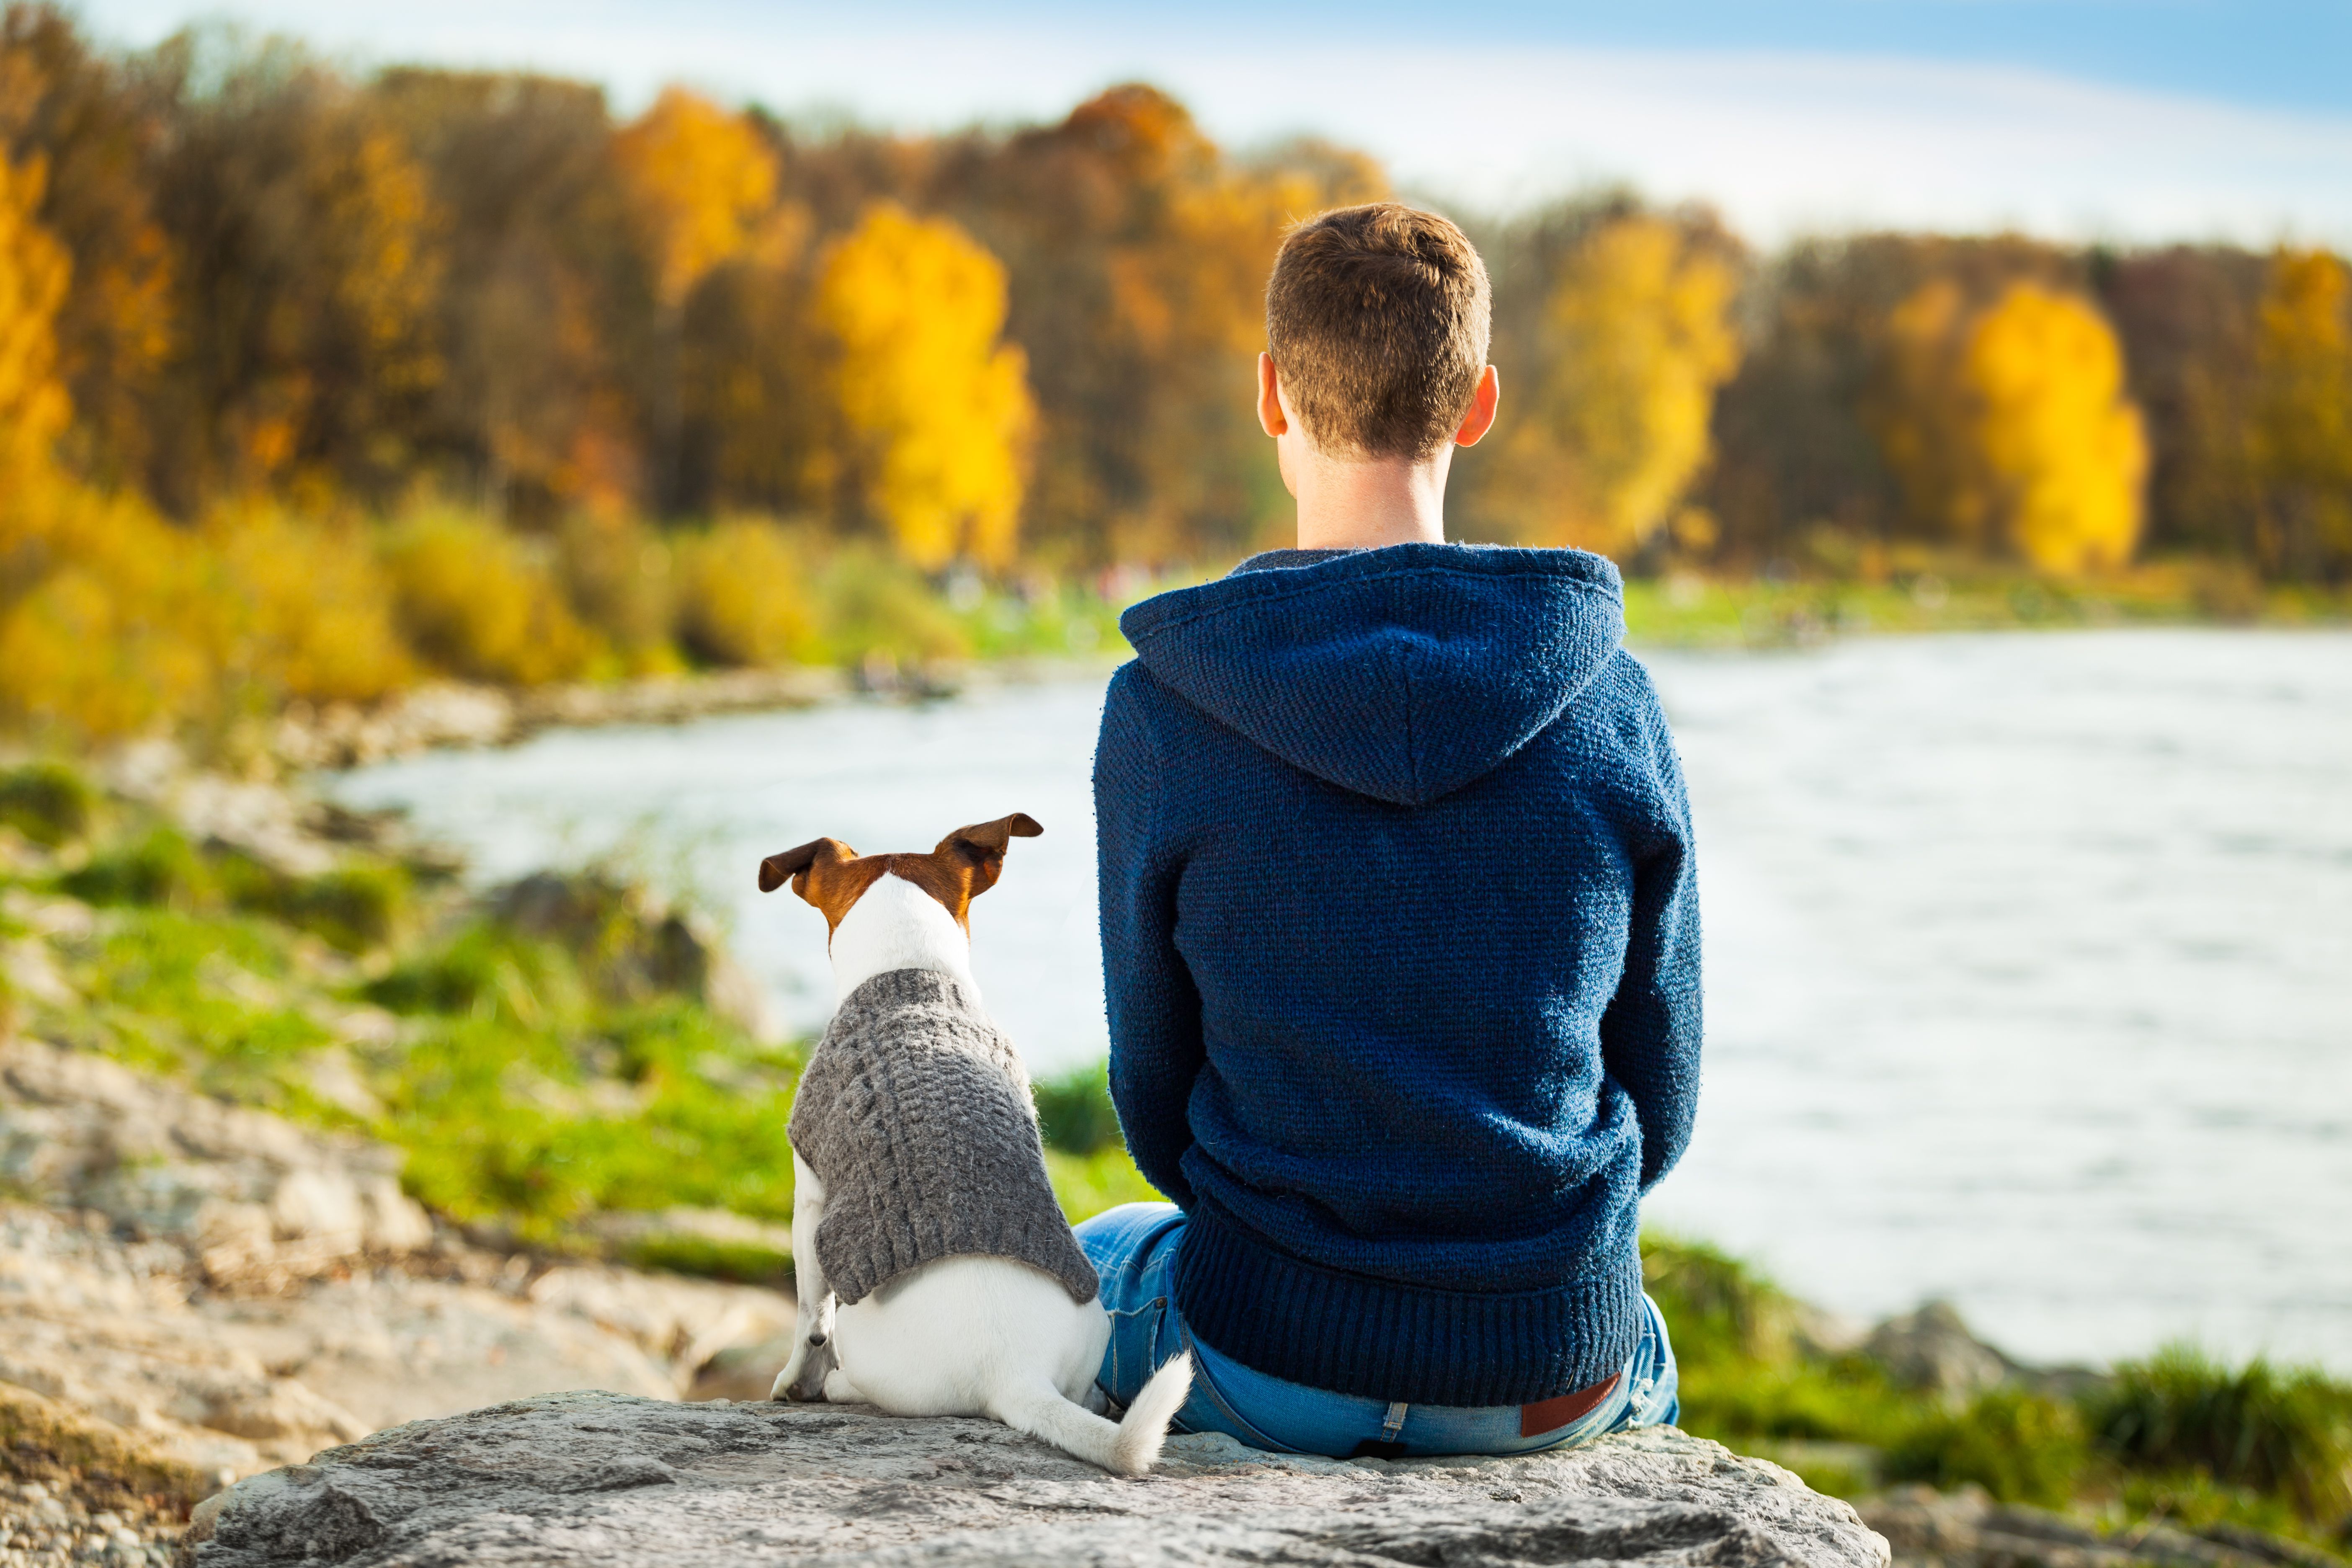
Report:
143,42,446,509
1479,211,1743,557
374,68,644,519
816,202,1033,569
1966,283,2148,573
0,137,67,478
2249,249,2352,580
2095,246,2268,567
0,4,174,489
942,87,1385,565
1873,278,2147,574
610,86,780,511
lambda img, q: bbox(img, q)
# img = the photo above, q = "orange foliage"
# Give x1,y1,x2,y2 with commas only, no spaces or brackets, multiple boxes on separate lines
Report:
0,144,69,474
611,87,779,310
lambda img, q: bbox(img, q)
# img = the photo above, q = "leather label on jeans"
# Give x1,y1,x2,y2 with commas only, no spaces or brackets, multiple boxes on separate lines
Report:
1519,1372,1621,1437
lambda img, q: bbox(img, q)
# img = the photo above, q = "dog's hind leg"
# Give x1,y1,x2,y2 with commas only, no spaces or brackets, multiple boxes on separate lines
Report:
775,1154,839,1402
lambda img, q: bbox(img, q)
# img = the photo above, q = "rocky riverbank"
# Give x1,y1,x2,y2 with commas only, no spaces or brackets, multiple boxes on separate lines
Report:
266,655,1117,771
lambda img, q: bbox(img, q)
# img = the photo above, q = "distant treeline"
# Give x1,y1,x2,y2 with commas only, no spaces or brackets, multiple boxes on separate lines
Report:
0,6,2346,736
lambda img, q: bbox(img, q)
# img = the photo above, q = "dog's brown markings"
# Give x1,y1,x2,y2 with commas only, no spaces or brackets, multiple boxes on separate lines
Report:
758,814,1043,934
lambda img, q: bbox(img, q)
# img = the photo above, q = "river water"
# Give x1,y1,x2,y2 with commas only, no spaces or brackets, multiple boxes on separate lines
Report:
330,629,2352,1372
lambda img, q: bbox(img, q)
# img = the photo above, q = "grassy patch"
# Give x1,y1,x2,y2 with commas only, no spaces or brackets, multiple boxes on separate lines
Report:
1620,560,2352,649
2088,1346,2352,1524
0,761,97,847
1642,1231,2352,1553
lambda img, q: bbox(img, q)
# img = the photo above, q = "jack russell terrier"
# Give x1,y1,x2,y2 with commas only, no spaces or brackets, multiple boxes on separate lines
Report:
761,813,1192,1475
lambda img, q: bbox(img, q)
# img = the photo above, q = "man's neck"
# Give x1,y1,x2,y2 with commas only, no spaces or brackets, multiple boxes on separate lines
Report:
1291,445,1454,550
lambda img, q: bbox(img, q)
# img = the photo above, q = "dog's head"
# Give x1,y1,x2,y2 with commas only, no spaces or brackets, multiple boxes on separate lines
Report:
756,814,1043,937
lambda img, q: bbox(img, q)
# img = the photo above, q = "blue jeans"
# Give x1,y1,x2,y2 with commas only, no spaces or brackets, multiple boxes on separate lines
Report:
1073,1202,1679,1459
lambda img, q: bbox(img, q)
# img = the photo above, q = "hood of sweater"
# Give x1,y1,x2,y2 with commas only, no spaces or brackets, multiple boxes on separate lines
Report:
1118,542,1627,807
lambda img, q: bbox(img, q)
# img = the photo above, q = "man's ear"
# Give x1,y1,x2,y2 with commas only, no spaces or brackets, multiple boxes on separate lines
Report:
758,837,856,900
937,814,1042,896
1454,363,1500,448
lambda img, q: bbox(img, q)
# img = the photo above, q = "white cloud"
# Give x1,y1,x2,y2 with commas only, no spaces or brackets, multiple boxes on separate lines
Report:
77,1,2352,246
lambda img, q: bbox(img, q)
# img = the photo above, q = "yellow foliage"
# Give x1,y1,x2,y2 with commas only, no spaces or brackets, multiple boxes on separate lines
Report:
379,505,597,685
201,502,412,704
2251,249,2352,573
817,204,1035,570
1964,283,2148,575
0,477,214,735
1495,216,1742,556
675,518,826,668
555,511,682,675
611,88,780,310
0,147,71,474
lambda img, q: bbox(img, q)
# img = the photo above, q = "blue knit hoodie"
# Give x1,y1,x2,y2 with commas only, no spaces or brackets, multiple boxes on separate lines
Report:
1093,542,1701,1408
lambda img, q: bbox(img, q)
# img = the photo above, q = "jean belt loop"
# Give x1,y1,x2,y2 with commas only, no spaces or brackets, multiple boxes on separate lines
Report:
1380,1402,1408,1443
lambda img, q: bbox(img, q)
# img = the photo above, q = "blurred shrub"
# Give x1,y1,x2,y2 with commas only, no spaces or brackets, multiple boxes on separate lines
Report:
379,505,598,685
555,512,681,675
60,825,206,908
2088,1346,2352,1522
366,922,590,1028
269,865,411,953
0,480,221,736
818,540,969,665
1888,1387,2089,1508
203,502,413,704
1034,1060,1121,1156
0,759,95,846
1642,1234,1800,1369
674,517,826,667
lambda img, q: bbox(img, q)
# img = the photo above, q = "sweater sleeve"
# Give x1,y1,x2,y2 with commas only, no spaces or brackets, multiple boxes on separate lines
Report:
1093,667,1205,1208
1599,676,1703,1192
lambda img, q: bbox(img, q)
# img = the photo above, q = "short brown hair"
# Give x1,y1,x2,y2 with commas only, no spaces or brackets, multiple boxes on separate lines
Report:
1265,203,1491,460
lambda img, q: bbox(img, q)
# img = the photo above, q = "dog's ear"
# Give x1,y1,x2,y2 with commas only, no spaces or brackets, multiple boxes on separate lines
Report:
936,814,1042,897
941,813,1042,860
758,837,856,899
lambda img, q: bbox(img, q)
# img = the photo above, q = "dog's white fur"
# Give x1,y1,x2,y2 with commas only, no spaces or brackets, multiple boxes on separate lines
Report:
773,870,1192,1475
826,873,979,1005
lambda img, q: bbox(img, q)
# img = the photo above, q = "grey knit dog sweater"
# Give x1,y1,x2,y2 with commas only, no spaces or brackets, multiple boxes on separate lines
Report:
787,967,1099,1307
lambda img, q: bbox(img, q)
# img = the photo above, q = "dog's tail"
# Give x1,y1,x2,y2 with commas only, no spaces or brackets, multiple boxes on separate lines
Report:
989,1351,1193,1476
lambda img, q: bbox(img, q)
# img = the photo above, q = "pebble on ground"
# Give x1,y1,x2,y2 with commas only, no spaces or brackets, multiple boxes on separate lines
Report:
0,1480,177,1568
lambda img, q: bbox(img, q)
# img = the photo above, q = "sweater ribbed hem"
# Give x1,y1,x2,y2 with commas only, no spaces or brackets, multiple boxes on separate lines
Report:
1172,1201,1643,1408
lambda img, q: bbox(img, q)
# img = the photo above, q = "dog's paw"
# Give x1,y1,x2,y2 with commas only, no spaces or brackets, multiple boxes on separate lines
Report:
777,1336,838,1403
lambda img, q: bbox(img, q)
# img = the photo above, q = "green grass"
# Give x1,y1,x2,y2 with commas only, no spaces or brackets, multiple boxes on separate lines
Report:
1640,1231,2352,1555
0,761,97,847
1619,560,2352,649
2088,1346,2352,1524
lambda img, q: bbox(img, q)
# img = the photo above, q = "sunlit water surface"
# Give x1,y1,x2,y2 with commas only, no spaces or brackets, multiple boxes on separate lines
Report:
331,630,2352,1371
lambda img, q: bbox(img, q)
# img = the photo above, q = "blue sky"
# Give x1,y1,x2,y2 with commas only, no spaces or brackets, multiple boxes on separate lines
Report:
76,1,2352,245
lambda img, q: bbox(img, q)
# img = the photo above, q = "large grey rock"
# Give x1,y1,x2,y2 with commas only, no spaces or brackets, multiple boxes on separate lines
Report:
184,1392,1890,1566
